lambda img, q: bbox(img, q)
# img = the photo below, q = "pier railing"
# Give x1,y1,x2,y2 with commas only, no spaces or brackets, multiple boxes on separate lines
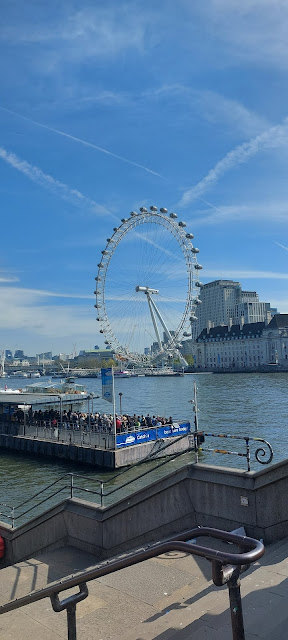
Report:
1,416,274,472
0,417,191,450
0,527,265,640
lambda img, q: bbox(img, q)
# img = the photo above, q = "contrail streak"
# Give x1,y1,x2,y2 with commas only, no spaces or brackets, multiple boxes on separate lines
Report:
274,241,288,252
0,105,162,178
0,146,110,216
179,116,288,206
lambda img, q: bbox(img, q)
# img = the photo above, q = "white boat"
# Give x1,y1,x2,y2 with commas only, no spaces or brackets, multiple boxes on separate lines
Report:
114,370,132,378
11,371,28,378
25,380,88,396
0,380,90,403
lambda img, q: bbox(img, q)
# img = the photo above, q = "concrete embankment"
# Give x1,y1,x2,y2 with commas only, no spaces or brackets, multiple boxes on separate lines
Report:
2,457,288,566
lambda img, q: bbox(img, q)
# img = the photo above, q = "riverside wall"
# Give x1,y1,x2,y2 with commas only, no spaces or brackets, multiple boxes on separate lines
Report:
2,458,288,565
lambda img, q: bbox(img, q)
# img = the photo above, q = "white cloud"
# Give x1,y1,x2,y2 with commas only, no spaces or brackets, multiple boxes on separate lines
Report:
188,201,288,226
0,6,155,65
0,146,109,216
194,0,288,68
195,90,268,136
0,275,19,283
0,286,93,301
145,84,268,137
0,286,96,338
179,117,288,206
268,297,288,312
203,269,288,280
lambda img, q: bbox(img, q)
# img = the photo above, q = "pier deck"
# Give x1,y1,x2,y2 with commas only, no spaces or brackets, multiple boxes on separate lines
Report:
0,537,288,639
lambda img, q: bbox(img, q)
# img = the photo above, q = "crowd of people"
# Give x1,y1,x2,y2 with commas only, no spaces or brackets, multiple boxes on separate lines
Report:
7,407,174,433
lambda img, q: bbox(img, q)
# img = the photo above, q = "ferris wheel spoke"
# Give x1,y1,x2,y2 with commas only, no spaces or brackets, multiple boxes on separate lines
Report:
95,206,203,364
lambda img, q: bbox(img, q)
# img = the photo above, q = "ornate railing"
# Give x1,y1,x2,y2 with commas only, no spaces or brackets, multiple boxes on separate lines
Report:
192,431,273,471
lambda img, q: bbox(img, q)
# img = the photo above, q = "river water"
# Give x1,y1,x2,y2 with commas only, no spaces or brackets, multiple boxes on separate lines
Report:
1,372,288,521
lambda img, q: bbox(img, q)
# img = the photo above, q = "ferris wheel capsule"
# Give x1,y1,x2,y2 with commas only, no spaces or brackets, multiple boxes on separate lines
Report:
191,247,200,253
194,263,203,269
186,232,194,239
95,206,202,366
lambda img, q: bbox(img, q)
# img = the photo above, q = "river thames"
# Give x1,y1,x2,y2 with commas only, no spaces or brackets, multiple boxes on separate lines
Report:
1,371,288,518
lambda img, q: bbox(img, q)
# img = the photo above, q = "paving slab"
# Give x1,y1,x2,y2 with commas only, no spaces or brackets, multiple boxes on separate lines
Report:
0,537,287,639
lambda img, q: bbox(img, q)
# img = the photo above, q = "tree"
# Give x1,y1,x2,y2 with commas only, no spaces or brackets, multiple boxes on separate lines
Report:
184,355,195,366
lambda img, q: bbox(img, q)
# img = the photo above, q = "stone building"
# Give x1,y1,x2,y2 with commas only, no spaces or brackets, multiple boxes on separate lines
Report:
191,314,288,371
193,280,273,339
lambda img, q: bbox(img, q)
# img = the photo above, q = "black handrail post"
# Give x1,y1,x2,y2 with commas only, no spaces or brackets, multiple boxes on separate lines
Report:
245,438,251,472
100,482,104,507
193,429,199,462
66,603,77,640
227,570,245,640
70,474,74,499
50,583,88,640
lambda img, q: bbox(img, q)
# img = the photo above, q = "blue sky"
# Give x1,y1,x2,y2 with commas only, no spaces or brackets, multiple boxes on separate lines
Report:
1,0,288,356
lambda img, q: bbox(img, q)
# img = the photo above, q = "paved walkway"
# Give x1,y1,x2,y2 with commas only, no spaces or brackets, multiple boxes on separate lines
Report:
0,537,288,639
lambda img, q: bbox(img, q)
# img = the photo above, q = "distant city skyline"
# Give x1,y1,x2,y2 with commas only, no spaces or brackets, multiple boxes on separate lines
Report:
1,2,288,353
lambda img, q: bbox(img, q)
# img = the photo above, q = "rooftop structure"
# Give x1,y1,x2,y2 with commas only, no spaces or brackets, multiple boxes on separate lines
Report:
194,279,274,338
192,314,288,370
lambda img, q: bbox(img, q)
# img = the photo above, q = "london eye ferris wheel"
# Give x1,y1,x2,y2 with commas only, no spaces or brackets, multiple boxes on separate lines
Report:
94,206,203,366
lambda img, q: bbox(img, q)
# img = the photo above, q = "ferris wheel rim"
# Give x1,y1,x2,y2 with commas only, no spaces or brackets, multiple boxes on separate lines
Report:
95,208,202,364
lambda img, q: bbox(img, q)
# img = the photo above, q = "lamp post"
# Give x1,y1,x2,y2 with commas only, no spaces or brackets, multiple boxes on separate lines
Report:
55,395,62,430
119,392,123,414
91,394,99,414
87,394,93,431
23,402,26,436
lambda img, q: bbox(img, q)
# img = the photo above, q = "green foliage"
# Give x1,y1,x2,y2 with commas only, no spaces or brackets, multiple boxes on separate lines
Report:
72,356,118,369
184,355,195,366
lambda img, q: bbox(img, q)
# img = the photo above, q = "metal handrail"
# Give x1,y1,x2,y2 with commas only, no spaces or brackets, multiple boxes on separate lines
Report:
0,527,265,640
14,474,73,510
193,431,273,471
6,433,191,523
